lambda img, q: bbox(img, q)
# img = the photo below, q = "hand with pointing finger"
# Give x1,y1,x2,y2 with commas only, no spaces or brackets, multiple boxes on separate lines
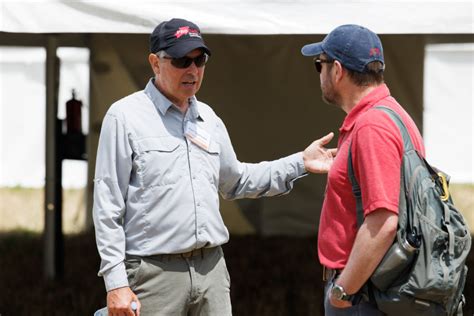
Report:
303,132,337,174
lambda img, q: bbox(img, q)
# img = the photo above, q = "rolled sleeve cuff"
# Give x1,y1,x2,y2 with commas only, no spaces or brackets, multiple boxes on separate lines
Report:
102,262,129,292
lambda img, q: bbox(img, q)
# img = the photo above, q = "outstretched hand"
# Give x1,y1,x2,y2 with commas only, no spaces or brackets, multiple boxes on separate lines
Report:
303,132,337,174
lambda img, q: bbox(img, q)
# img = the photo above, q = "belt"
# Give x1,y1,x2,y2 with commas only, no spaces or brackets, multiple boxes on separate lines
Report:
178,248,206,259
322,265,342,282
137,247,218,261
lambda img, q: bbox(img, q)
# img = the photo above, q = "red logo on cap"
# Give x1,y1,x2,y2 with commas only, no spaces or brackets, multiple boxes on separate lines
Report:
369,47,381,56
175,26,201,39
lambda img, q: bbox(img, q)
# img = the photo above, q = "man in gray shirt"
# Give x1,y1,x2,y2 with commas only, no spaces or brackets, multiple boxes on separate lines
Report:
93,18,336,316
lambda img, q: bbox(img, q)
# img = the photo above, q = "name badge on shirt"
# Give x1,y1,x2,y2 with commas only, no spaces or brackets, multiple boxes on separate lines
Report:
185,121,211,151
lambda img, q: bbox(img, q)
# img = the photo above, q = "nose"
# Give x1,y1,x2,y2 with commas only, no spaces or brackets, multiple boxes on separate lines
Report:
185,61,200,75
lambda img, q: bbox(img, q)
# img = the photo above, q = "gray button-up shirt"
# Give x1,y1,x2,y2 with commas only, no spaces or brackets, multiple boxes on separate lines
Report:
93,79,306,291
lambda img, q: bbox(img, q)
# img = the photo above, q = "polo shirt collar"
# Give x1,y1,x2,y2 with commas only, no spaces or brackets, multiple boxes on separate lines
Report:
340,83,391,133
144,78,204,121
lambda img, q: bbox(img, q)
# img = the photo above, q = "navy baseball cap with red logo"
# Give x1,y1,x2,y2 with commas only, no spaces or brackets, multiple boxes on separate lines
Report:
150,18,211,58
301,24,384,73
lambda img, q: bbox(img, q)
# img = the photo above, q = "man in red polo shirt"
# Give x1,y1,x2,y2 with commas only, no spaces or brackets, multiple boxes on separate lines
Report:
301,25,425,315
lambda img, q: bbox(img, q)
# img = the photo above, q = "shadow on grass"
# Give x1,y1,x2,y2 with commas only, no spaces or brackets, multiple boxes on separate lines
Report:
0,231,472,315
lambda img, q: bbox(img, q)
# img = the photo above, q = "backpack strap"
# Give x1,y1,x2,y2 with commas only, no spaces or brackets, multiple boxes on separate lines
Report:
347,106,413,228
348,146,365,228
373,106,415,153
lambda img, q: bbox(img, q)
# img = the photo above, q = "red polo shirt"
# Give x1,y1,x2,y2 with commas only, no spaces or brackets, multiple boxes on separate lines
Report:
318,84,425,269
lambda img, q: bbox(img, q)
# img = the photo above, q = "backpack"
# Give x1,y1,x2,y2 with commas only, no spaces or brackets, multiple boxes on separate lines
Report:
348,106,472,316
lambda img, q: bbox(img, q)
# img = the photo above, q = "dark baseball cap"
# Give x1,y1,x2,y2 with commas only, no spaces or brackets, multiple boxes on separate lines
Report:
301,24,384,73
150,18,211,58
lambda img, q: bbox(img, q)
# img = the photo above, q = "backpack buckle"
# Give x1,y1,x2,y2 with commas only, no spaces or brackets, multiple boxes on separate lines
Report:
437,172,450,202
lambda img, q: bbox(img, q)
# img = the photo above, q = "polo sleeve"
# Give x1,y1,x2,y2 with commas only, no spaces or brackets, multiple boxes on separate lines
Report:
351,114,404,216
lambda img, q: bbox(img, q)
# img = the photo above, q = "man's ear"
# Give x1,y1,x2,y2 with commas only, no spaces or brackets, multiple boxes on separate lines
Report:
333,60,344,83
149,53,160,75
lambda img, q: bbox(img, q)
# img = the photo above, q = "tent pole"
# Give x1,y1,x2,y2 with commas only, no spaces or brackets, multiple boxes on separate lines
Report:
44,35,64,280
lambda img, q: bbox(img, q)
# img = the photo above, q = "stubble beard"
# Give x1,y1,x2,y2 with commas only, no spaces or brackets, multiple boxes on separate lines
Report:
321,81,342,108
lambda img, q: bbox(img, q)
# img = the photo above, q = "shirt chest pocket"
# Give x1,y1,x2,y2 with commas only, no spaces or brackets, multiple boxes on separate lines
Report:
198,140,221,185
136,137,185,188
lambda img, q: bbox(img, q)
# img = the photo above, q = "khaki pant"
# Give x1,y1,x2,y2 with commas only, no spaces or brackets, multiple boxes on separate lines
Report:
125,246,232,316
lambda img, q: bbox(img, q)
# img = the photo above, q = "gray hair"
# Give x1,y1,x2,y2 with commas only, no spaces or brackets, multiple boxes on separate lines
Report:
156,50,169,58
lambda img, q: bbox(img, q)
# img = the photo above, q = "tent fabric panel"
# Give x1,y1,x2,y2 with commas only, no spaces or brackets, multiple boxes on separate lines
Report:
86,33,425,235
1,1,473,34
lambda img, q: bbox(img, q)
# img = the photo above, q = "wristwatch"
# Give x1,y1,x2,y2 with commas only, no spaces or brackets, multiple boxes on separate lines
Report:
330,283,354,301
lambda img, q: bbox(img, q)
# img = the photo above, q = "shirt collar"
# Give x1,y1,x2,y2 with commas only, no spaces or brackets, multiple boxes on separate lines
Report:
187,95,203,121
339,83,391,133
144,78,204,121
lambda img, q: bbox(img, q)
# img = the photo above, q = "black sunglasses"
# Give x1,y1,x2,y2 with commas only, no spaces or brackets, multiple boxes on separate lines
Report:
313,58,334,73
161,53,209,69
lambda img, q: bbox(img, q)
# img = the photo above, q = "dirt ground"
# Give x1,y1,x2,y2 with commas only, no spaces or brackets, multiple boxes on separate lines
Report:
1,183,473,234
0,188,87,233
0,232,472,316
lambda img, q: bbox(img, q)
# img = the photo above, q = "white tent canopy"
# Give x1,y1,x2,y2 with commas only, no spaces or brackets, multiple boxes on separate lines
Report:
1,0,473,35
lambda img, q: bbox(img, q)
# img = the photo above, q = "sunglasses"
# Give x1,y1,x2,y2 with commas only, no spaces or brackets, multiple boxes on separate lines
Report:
313,58,334,73
161,53,209,69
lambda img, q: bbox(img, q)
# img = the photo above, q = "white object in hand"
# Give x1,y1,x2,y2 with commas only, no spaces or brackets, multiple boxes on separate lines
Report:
94,301,138,316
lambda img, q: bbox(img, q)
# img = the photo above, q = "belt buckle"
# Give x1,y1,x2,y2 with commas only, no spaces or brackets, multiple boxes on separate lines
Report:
181,250,194,258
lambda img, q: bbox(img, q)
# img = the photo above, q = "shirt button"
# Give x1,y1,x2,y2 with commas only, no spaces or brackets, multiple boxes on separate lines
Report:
197,202,201,206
